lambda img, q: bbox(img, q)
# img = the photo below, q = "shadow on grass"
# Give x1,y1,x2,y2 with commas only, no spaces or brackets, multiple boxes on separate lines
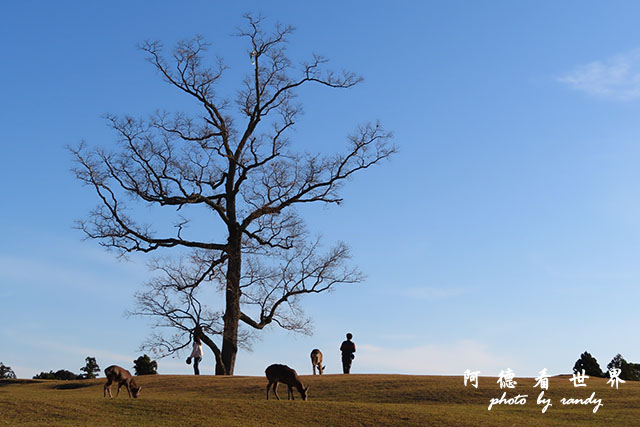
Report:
53,382,94,390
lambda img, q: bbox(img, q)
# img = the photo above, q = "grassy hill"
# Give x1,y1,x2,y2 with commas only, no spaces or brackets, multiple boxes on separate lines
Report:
1,374,639,426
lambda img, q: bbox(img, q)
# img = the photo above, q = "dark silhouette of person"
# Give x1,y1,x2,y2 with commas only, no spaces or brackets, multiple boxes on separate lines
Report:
340,333,356,374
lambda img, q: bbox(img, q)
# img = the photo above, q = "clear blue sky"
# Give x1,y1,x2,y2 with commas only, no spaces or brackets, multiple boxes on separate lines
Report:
2,0,640,380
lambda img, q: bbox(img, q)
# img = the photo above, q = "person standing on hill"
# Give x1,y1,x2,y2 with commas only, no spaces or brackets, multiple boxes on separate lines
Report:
187,333,203,375
340,333,356,374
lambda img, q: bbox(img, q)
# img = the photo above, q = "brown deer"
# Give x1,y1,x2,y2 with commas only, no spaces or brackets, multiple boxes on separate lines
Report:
310,349,326,375
103,365,141,399
265,364,309,401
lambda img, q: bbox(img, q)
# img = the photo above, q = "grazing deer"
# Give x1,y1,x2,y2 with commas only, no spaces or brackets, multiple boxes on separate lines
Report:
265,364,309,401
104,365,141,399
310,349,326,375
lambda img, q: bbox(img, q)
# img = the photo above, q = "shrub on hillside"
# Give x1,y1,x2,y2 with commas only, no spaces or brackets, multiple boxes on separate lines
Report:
607,354,640,381
0,362,17,379
133,354,158,375
573,351,605,378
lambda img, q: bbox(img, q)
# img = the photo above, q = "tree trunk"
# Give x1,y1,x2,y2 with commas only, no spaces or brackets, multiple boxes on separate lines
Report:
199,332,226,375
220,230,241,375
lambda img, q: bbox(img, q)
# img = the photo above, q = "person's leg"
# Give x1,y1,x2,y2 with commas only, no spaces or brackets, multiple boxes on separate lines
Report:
342,356,350,374
193,357,201,375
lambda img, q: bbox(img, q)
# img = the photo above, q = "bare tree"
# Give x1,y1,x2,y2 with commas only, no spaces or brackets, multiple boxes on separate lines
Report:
71,14,395,375
129,253,229,374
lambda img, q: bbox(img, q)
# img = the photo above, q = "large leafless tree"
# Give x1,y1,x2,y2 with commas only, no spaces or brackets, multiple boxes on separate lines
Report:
71,15,395,375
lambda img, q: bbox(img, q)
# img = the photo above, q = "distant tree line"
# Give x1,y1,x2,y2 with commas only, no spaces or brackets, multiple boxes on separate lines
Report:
33,357,100,380
33,369,83,380
29,355,157,380
573,351,640,380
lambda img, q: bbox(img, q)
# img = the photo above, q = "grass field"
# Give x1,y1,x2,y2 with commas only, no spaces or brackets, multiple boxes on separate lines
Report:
1,373,639,426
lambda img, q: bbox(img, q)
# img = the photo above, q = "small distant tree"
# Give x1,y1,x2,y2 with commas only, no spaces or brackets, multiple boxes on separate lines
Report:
573,351,605,378
133,354,158,375
0,362,17,379
80,357,100,379
607,354,640,381
33,370,81,380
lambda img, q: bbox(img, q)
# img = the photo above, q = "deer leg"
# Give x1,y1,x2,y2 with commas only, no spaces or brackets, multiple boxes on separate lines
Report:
116,383,122,398
273,382,280,400
125,383,132,398
288,385,294,400
313,364,316,375
104,380,113,398
266,382,271,400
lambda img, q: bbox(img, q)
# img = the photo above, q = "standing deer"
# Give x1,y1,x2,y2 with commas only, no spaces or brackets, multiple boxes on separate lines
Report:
104,365,141,399
265,364,309,401
310,349,326,375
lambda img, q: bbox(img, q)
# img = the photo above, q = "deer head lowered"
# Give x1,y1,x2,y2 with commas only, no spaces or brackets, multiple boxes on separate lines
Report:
103,365,141,399
310,349,326,375
265,364,309,401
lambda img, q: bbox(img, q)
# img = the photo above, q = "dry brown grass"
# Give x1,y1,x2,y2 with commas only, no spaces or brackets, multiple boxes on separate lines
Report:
1,374,638,426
